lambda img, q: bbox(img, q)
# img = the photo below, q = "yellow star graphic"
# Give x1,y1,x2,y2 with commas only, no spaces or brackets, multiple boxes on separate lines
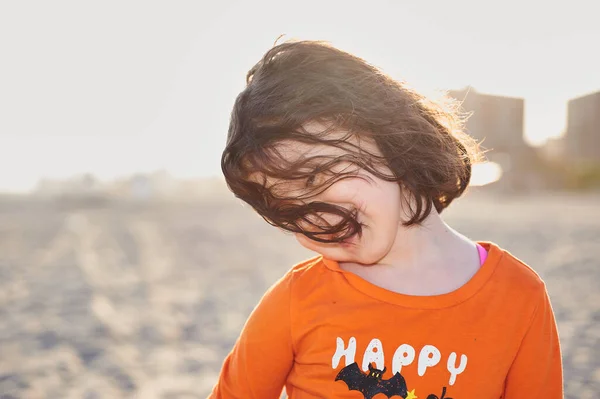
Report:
406,389,418,399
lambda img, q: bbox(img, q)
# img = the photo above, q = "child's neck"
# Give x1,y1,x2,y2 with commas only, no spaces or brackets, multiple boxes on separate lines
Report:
339,212,480,296
380,211,474,269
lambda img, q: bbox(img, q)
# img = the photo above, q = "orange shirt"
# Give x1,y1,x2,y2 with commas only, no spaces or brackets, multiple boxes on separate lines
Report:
210,242,563,398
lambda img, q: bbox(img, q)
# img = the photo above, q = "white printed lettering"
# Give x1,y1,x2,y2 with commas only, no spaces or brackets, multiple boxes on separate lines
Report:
362,338,385,371
332,337,357,368
392,344,416,374
418,345,441,376
447,352,468,385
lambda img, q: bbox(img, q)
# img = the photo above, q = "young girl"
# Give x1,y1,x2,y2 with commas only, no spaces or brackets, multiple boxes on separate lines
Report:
210,40,563,398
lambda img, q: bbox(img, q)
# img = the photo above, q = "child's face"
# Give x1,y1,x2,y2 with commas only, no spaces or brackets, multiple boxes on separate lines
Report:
261,126,405,265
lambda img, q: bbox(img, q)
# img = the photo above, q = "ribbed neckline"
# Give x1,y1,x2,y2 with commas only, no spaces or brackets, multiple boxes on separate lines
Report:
320,242,503,309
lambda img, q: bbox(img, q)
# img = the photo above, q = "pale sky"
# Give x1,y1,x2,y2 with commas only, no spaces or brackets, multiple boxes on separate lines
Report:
1,0,599,192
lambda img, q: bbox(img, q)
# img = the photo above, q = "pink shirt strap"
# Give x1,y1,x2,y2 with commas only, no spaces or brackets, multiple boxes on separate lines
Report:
476,243,488,266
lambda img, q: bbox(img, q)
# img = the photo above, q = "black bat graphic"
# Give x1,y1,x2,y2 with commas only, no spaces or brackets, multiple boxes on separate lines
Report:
427,386,453,399
335,362,407,399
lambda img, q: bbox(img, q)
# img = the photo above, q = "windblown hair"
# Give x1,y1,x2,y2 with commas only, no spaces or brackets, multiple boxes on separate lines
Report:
221,40,482,243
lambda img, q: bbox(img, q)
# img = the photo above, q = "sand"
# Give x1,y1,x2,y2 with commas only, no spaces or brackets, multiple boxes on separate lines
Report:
0,189,598,398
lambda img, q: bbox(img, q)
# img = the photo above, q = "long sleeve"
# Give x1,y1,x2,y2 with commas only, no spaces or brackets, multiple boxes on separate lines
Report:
209,272,295,399
504,282,563,398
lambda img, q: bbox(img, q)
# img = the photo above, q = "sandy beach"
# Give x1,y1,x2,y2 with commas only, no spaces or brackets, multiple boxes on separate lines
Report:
0,189,598,398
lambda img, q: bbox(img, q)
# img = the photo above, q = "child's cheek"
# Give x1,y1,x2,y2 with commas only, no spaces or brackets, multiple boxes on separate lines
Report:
294,233,325,255
322,179,364,209
298,212,344,233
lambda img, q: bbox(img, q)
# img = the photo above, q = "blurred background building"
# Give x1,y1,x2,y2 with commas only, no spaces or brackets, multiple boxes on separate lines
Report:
538,90,600,189
449,87,543,191
563,90,600,164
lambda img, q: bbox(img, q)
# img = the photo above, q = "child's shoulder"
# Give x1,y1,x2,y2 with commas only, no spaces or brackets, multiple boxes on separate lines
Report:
488,242,548,295
271,255,330,291
255,256,328,305
286,254,328,279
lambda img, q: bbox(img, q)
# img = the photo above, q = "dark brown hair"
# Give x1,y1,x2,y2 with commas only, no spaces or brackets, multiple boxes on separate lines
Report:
221,40,482,243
